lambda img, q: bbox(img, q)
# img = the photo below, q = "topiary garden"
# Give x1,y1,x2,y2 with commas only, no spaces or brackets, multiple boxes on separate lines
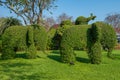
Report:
0,15,117,65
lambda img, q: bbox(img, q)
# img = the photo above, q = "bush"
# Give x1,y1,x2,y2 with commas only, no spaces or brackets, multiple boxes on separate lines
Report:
60,20,72,27
95,22,117,57
87,23,102,64
26,27,37,59
75,15,96,25
60,25,90,63
2,26,27,59
1,25,47,59
47,28,56,50
53,25,72,50
32,24,47,51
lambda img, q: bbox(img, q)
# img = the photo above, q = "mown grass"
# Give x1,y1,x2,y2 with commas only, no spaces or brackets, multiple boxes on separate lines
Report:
0,50,120,80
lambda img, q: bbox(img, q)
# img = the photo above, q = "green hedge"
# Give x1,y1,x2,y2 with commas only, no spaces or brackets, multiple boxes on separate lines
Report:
95,22,117,57
87,23,102,64
47,28,56,50
2,26,27,59
32,24,47,51
60,20,72,27
60,25,90,63
1,25,47,59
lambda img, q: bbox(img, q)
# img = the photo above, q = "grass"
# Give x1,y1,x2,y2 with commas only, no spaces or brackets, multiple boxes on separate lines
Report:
0,50,120,80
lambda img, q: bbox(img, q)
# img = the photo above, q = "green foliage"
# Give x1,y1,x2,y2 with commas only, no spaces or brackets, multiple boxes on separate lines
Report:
32,24,47,51
47,28,56,50
75,16,89,25
60,20,72,27
53,25,72,50
87,23,102,64
75,14,96,25
60,25,90,63
26,27,37,59
1,25,47,59
1,26,27,59
95,22,117,57
0,17,22,35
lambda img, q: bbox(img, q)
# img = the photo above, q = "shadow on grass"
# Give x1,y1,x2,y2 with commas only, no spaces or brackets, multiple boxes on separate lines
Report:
47,55,62,63
112,54,120,60
0,62,51,79
15,53,27,59
50,50,60,54
76,57,90,63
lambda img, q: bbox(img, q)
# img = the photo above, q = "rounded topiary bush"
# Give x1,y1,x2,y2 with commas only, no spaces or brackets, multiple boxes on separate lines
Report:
60,25,90,63
95,22,117,57
2,26,27,59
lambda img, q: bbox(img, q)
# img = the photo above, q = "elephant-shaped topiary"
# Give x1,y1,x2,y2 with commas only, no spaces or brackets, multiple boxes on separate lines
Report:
60,22,117,64
1,25,47,59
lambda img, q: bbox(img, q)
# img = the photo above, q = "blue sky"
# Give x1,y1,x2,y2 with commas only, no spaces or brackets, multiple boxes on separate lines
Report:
0,0,120,22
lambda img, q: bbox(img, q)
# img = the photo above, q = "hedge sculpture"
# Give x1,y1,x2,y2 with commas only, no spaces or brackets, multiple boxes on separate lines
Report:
75,14,96,25
95,22,117,57
2,25,47,59
60,25,90,63
87,23,102,64
60,22,117,64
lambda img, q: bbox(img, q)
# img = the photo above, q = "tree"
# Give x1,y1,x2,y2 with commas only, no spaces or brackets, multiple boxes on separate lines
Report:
45,17,55,27
104,13,120,28
57,13,73,24
0,0,57,25
0,17,22,35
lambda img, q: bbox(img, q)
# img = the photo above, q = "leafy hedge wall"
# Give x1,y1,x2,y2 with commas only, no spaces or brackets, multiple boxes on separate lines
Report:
95,22,117,57
1,25,47,59
60,25,90,63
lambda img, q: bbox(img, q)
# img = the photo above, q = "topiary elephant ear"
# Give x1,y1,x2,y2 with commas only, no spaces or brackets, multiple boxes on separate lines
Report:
31,24,48,51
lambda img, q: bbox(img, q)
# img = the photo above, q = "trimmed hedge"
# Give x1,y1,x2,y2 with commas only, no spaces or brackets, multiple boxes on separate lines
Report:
2,26,27,59
95,22,117,57
60,20,72,27
87,23,102,64
60,25,90,63
47,28,56,50
1,25,47,59
32,24,47,51
75,15,96,25
52,25,72,50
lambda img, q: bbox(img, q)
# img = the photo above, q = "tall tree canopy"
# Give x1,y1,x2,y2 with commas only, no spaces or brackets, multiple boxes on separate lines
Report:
0,0,57,25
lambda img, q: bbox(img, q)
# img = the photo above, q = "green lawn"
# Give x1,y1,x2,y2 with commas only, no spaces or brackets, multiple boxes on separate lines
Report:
0,50,120,80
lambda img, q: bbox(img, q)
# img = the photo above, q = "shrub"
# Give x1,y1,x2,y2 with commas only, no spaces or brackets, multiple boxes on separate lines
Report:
1,25,47,59
26,27,37,59
87,23,102,64
2,26,27,59
32,24,47,51
60,25,90,63
95,22,117,57
47,28,56,50
60,20,72,27
53,25,72,50
75,15,96,25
